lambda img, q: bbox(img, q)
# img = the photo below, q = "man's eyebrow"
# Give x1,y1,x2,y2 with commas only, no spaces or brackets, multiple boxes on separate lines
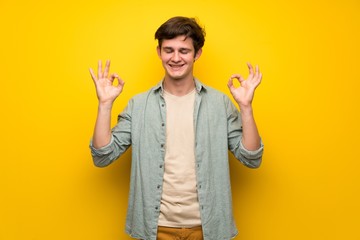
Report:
162,46,192,51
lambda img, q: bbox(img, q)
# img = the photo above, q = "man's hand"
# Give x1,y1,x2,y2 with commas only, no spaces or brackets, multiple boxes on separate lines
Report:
89,60,125,106
227,63,262,108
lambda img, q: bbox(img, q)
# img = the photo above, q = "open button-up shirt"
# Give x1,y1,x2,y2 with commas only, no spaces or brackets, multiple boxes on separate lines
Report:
90,79,264,240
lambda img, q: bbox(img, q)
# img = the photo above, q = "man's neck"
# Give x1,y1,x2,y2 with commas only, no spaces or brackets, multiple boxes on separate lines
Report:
163,76,195,96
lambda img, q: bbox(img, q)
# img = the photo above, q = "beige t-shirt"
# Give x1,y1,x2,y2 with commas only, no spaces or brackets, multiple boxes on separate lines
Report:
158,89,201,228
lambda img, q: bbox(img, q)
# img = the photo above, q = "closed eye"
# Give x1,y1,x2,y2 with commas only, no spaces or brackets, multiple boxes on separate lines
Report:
180,49,191,54
163,47,174,53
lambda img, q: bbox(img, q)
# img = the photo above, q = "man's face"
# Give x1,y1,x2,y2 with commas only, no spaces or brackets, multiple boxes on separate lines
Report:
157,35,202,82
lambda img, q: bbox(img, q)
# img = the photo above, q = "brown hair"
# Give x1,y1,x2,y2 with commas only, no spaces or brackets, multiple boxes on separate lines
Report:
155,16,206,54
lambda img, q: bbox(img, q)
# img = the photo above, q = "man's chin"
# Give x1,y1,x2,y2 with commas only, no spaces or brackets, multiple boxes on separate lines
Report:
166,72,185,80
171,75,183,80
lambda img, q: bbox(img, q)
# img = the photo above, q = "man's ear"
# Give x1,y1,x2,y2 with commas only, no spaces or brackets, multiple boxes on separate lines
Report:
195,48,202,61
156,46,161,58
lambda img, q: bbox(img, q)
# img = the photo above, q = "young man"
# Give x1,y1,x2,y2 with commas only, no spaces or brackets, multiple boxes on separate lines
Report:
89,16,263,240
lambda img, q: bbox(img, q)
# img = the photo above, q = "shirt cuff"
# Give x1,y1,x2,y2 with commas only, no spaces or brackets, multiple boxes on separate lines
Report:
239,138,264,159
89,135,115,156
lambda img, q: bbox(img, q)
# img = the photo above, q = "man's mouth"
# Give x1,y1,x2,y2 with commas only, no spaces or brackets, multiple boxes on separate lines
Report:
169,64,185,69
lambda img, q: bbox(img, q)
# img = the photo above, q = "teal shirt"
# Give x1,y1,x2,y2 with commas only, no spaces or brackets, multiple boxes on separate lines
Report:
90,79,264,240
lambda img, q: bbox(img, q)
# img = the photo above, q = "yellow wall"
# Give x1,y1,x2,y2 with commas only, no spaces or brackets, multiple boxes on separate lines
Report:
1,0,359,239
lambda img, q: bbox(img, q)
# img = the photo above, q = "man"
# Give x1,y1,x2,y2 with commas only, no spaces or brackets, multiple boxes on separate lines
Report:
89,16,263,240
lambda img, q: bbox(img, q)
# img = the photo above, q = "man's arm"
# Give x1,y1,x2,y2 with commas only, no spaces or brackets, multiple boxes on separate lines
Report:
227,63,262,151
239,106,260,150
89,60,125,149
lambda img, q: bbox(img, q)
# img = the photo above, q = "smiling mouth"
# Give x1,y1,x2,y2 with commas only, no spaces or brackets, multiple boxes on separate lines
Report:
169,64,185,68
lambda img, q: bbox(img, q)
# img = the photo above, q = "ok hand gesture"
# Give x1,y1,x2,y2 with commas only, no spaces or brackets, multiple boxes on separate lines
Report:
227,63,262,108
89,60,125,106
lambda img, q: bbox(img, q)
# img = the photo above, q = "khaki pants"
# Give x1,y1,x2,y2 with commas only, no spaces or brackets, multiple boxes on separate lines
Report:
157,226,203,240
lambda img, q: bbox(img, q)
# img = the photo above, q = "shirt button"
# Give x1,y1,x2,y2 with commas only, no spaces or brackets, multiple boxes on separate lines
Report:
159,165,163,168
155,206,159,210
161,123,165,127
161,144,164,148
157,185,161,189
161,104,165,107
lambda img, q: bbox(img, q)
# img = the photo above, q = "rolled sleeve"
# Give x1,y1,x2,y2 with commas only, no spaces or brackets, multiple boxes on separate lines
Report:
229,137,264,169
237,138,264,168
239,139,264,160
89,135,120,167
89,135,115,156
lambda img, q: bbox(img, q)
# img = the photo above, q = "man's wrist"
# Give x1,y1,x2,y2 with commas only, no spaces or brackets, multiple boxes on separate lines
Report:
238,103,253,114
98,101,114,111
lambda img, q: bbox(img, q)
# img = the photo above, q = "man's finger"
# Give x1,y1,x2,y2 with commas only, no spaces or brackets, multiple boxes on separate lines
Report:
230,74,243,82
247,62,254,78
103,60,110,79
97,60,103,79
253,65,260,80
89,68,96,83
230,74,245,85
115,75,125,89
227,78,234,89
109,73,116,82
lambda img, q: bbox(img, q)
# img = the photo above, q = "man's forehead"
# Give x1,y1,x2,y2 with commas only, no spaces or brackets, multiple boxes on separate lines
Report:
161,36,194,49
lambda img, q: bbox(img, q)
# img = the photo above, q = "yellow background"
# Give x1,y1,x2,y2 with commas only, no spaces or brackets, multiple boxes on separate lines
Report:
1,0,359,239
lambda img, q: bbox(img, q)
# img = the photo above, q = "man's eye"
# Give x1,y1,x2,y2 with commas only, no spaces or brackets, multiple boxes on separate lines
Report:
180,50,190,54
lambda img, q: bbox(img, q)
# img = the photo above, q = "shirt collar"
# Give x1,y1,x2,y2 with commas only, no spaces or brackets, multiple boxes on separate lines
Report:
152,78,206,95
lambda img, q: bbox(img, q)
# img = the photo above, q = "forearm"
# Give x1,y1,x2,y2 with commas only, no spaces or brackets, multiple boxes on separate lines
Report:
92,103,113,149
240,106,261,151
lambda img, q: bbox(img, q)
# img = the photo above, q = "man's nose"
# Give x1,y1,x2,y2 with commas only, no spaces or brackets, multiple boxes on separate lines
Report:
171,51,180,62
